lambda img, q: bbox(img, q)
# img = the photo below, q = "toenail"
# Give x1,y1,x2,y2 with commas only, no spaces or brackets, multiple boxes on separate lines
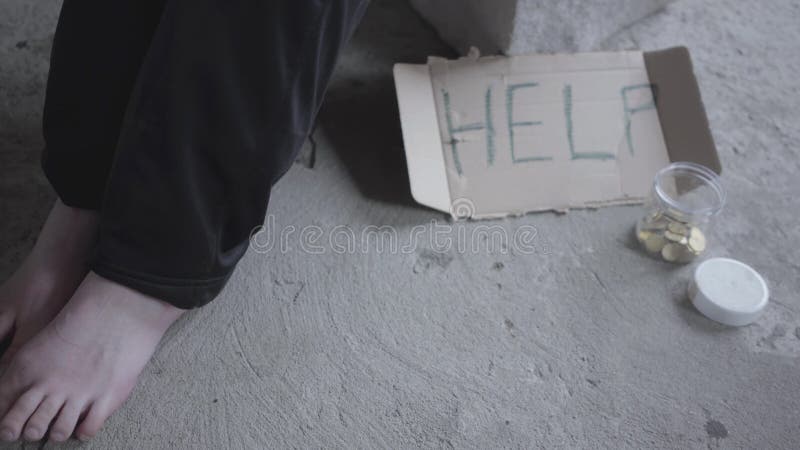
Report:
24,428,40,440
50,432,65,441
77,433,91,441
0,429,14,441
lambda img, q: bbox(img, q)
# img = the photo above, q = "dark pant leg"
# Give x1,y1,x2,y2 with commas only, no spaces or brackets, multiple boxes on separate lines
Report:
42,0,167,209
89,0,369,309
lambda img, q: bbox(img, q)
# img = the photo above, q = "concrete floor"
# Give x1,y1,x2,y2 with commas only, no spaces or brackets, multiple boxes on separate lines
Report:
1,0,799,448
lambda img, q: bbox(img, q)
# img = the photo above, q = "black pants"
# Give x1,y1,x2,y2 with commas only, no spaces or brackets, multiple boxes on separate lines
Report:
41,0,368,309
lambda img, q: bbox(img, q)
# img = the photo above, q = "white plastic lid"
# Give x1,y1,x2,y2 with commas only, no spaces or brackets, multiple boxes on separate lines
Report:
688,257,769,326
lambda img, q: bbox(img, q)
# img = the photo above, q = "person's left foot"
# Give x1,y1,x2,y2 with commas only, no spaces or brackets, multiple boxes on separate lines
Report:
0,272,185,442
0,199,99,363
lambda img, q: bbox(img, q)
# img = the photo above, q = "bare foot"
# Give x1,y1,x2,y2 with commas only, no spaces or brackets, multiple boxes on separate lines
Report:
0,199,98,362
0,272,184,442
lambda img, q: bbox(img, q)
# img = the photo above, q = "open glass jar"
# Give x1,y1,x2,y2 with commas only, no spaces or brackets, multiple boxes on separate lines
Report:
636,162,725,263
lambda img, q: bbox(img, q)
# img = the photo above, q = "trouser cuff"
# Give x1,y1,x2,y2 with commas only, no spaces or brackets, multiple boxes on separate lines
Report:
41,145,105,210
90,258,232,309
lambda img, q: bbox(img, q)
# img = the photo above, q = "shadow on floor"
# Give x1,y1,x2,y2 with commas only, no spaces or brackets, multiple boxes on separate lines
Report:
316,0,456,208
317,84,414,207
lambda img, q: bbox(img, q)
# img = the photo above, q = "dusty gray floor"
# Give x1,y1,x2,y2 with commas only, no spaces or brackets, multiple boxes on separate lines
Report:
1,0,799,448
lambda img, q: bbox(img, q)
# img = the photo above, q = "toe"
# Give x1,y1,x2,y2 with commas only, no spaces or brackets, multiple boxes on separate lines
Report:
23,395,64,441
0,389,44,441
75,399,112,441
49,400,83,442
0,369,26,424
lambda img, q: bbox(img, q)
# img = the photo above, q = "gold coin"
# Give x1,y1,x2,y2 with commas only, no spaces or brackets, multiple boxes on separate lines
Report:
647,218,669,230
661,243,684,262
688,227,706,253
637,229,652,243
667,221,689,236
644,233,667,254
664,230,687,244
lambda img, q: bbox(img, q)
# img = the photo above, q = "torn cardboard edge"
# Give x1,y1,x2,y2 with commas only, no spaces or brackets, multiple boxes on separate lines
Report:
643,47,720,173
393,46,720,219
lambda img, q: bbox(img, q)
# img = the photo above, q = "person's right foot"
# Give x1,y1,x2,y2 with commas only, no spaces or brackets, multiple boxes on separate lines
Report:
0,199,99,363
0,272,185,442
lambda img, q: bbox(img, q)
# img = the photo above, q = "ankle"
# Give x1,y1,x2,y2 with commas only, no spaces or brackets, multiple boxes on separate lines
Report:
29,199,99,264
79,272,185,330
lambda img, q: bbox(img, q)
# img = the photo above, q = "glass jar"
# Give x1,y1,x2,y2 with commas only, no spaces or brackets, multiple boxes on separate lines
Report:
636,162,725,263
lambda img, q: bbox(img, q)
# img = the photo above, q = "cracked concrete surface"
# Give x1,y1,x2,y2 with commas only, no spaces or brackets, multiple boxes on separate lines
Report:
1,0,799,448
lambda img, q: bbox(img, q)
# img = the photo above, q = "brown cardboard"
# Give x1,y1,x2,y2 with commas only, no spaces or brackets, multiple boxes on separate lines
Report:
643,47,721,174
393,47,720,218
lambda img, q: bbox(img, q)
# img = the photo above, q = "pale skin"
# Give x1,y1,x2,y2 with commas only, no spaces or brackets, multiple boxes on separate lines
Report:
0,199,184,442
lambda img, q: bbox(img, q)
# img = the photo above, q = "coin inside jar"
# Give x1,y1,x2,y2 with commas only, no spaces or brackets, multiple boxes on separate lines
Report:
688,227,706,254
644,233,667,254
664,229,688,244
667,222,689,235
661,243,684,262
636,214,706,263
635,162,724,264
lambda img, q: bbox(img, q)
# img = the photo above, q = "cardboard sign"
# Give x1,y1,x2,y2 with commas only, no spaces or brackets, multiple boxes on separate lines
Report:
394,47,720,219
